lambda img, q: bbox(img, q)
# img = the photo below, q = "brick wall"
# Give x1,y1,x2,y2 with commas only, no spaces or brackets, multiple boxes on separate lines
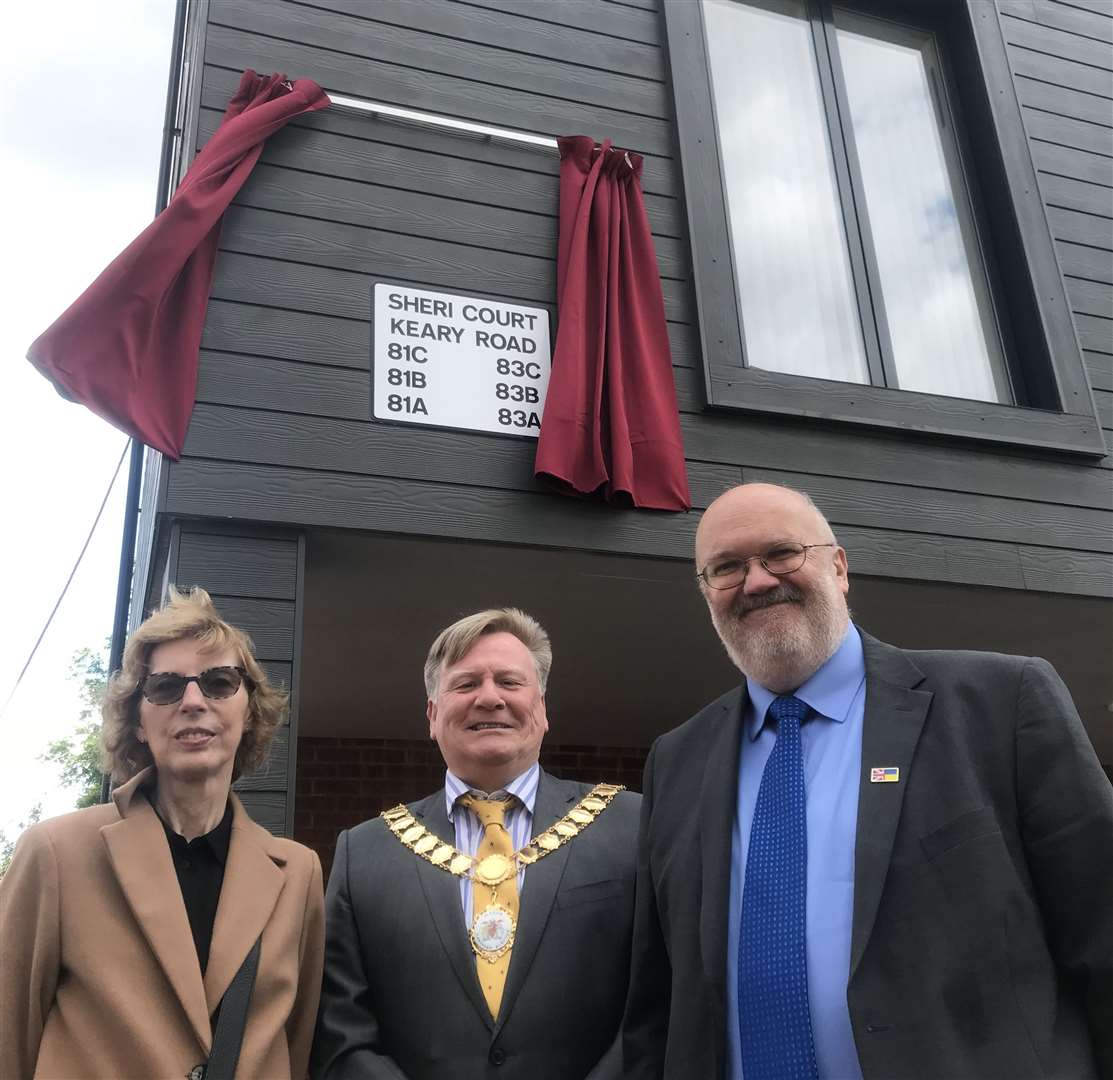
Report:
295,737,648,877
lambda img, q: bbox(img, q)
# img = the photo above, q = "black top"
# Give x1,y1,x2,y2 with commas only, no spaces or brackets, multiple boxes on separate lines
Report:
157,801,233,975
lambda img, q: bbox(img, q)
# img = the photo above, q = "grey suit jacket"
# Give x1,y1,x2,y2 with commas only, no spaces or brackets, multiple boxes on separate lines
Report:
312,770,640,1080
622,632,1113,1080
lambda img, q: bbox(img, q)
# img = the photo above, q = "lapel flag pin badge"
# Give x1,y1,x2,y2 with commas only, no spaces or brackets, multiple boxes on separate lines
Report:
870,766,900,783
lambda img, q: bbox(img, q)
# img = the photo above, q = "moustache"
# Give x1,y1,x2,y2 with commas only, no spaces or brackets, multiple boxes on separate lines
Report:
728,582,806,618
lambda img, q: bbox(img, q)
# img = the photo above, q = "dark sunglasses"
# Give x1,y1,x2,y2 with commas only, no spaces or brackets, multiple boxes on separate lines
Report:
139,666,250,705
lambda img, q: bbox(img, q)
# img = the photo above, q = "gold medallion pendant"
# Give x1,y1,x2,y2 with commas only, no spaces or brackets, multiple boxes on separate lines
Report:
469,904,516,961
474,853,514,887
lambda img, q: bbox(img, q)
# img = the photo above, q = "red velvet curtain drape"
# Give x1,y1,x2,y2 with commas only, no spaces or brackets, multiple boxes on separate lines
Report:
534,135,690,511
27,70,329,459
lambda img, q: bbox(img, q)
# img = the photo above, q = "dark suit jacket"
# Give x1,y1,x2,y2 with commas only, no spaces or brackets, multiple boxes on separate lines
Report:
312,770,641,1080
622,633,1113,1080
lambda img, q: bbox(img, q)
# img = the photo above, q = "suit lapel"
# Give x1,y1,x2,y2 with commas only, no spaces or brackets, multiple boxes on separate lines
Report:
850,634,932,977
496,771,576,1031
100,771,212,1051
411,792,493,1029
699,690,744,1044
202,795,285,1015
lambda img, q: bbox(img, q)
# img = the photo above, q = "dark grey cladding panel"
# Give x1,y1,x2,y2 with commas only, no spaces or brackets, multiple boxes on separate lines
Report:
1032,141,1113,188
202,24,673,155
199,65,676,200
208,0,670,117
195,351,373,419
199,65,680,199
1014,75,1113,127
1020,109,1113,157
740,467,1113,555
1047,207,1113,251
201,299,371,370
202,271,701,372
187,350,1113,511
999,0,1113,43
1058,242,1113,285
1074,314,1113,354
1008,43,1113,97
1096,387,1113,430
192,350,700,426
199,595,297,662
214,204,688,319
174,530,299,600
168,456,702,560
182,402,734,509
1086,353,1113,392
452,0,664,44
679,413,1113,510
1019,545,1113,594
319,0,666,80
235,724,289,793
259,660,293,692
164,458,1111,596
1038,174,1113,221
233,791,286,835
1001,5,1113,66
229,160,689,277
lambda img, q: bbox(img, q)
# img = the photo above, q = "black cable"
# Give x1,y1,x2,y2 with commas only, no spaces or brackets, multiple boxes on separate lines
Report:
0,441,129,722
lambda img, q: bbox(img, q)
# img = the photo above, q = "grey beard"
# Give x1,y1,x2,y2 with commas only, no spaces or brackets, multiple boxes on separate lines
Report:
710,582,848,694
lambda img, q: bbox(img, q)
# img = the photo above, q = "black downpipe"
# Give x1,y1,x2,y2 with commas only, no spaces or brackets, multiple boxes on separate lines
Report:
102,0,190,803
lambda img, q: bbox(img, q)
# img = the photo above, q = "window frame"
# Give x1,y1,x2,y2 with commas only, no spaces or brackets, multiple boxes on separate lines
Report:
665,0,1106,457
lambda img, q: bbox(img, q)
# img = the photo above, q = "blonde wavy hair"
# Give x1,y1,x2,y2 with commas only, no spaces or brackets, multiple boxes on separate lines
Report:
423,608,552,698
101,587,287,783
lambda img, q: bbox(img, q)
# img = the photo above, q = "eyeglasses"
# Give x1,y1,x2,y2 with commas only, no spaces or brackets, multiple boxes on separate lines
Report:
139,666,250,705
697,542,836,591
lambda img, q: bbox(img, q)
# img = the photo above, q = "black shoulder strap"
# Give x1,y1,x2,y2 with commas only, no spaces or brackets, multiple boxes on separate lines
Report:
204,933,263,1080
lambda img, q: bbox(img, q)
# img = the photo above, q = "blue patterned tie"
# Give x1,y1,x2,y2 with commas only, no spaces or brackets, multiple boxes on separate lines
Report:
738,695,818,1080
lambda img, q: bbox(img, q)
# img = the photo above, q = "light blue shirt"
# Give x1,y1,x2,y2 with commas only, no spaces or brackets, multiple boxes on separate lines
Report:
727,623,866,1080
445,763,540,924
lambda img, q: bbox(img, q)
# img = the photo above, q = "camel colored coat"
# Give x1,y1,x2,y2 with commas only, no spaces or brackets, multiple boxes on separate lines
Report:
0,769,324,1079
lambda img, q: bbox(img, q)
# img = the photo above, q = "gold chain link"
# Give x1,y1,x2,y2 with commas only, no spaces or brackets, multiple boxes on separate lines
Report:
381,783,625,880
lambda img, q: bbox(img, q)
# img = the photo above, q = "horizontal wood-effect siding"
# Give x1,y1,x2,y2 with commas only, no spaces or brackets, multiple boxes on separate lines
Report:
131,447,169,633
174,531,299,599
172,0,1112,597
235,792,287,834
184,402,1111,556
211,0,671,117
170,525,304,835
203,22,674,155
1001,0,1113,477
198,65,681,199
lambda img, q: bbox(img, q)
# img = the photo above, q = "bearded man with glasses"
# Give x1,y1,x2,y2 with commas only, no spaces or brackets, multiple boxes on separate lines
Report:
622,482,1112,1080
0,587,324,1080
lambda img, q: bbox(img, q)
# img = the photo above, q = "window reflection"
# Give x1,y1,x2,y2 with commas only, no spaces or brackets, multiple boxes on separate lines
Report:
835,12,1011,403
704,0,870,384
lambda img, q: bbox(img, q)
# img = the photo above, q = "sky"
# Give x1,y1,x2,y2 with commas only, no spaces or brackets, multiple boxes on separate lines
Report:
0,0,177,839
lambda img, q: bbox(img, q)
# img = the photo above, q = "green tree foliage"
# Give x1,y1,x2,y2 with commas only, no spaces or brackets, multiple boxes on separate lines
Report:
0,643,110,877
39,641,110,810
0,803,42,877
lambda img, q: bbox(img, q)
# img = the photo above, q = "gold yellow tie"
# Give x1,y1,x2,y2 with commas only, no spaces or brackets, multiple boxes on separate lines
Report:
460,795,519,1020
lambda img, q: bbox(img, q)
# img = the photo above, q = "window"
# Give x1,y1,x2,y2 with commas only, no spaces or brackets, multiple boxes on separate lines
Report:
665,0,1104,455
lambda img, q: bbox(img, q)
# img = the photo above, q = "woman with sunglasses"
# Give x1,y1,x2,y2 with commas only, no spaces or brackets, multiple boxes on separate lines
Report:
0,587,324,1080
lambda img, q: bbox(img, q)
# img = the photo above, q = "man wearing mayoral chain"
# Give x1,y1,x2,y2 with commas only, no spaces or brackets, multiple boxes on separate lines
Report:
312,608,641,1079
622,483,1112,1080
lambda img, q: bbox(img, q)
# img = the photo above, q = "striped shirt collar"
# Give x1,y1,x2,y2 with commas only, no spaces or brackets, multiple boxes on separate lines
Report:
444,761,541,819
